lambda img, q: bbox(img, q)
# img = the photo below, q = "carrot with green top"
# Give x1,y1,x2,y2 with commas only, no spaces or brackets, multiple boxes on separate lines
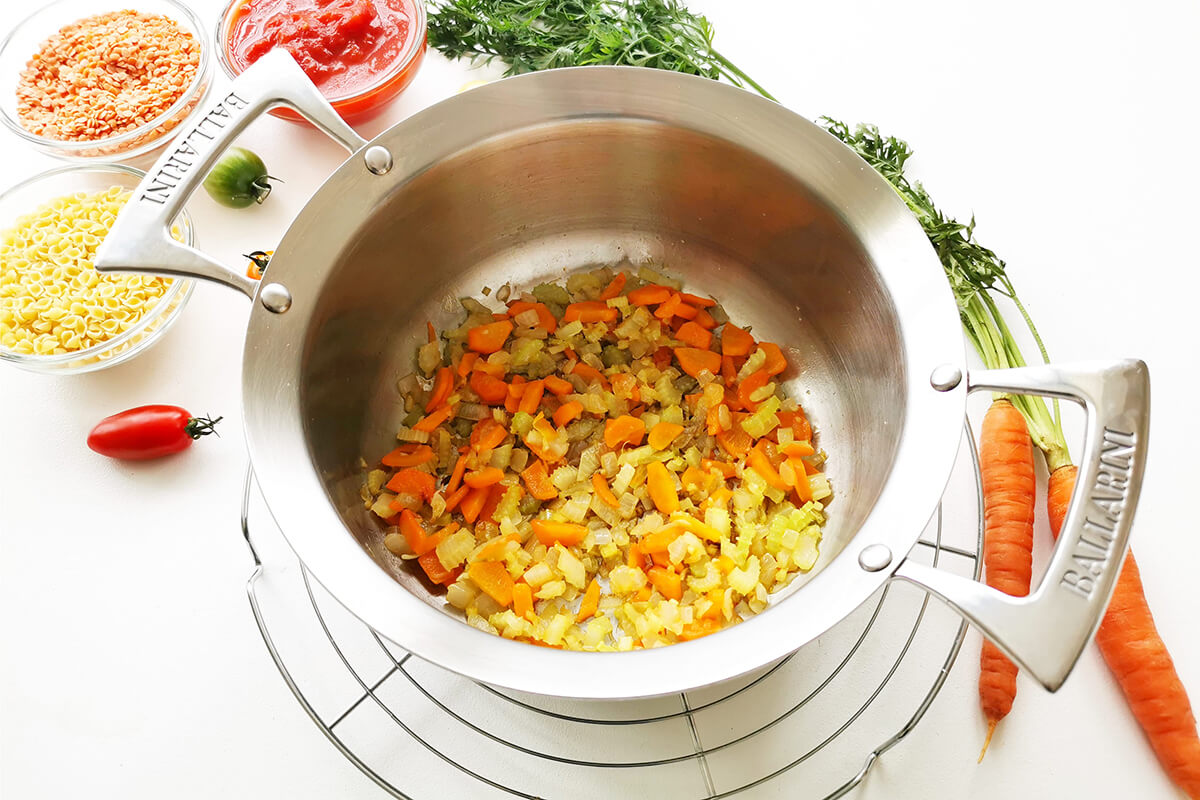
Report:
826,119,1198,793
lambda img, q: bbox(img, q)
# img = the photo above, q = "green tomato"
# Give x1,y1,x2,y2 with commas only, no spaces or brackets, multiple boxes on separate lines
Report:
202,147,276,208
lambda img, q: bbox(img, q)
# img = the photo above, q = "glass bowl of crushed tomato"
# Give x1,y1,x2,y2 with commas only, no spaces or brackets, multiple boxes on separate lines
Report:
217,0,427,124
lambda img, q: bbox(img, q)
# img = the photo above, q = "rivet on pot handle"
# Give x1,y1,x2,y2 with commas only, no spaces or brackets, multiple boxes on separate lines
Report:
95,49,369,298
892,359,1149,691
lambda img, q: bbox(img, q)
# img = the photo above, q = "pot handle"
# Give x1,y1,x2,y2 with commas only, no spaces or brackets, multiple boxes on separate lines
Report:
891,359,1149,691
95,49,368,298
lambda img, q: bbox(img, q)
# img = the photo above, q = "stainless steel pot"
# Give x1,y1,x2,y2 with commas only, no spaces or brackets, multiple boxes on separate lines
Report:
96,50,1149,700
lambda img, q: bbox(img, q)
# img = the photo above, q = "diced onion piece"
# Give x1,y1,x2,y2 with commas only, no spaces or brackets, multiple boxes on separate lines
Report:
437,530,477,569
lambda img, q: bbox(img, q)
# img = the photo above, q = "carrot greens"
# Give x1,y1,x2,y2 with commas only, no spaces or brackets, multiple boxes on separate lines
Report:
427,0,776,100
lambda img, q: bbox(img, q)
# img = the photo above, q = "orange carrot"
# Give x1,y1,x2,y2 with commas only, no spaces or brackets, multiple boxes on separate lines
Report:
446,455,467,494
459,486,489,524
443,484,470,513
604,415,646,449
646,461,679,514
577,578,601,622
466,320,513,354
676,320,713,350
475,532,520,562
417,550,456,585
468,561,515,607
598,271,627,300
647,565,683,600
647,421,684,451
570,362,609,389
553,400,583,428
520,459,558,501
759,342,788,375
413,403,454,433
679,292,716,308
512,582,534,618
611,372,640,402
386,468,436,501
701,458,736,479
679,617,721,641
425,366,455,412
478,481,508,524
504,375,526,414
563,301,619,323
531,519,587,547
1047,465,1200,796
381,444,435,468
653,293,684,320
674,347,721,378
737,369,770,411
518,379,545,414
721,324,755,356
507,300,557,332
716,428,752,460
426,321,436,343
591,473,620,508
470,418,508,452
694,307,718,330
457,351,479,377
543,375,574,396
628,284,672,305
463,467,504,488
977,399,1036,761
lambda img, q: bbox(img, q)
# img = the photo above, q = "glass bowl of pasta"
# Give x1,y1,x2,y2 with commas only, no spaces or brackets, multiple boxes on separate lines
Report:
0,163,195,374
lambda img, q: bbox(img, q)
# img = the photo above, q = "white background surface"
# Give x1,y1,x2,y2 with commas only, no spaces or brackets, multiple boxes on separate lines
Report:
1,0,1198,798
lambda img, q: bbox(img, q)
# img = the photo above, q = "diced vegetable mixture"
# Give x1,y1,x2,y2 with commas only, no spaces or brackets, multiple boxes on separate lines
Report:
360,266,831,650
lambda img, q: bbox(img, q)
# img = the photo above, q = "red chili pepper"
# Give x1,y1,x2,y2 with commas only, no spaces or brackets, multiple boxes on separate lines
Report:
86,405,222,460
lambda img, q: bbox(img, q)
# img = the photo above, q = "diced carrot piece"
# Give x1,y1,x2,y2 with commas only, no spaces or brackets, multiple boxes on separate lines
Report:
470,418,508,452
505,375,526,414
674,347,721,378
443,484,470,512
721,324,755,357
400,509,433,555
425,367,455,413
464,467,504,488
459,486,490,524
413,403,454,433
470,371,509,404
524,415,569,464
793,468,813,504
531,519,588,547
475,532,520,562
591,473,619,508
521,459,559,501
472,359,507,377
570,362,608,389
679,293,716,308
381,444,435,468
679,617,722,641
457,351,479,377
479,481,508,524
426,321,437,343
701,588,725,619
650,549,672,569
627,543,645,569
705,403,723,436
627,284,672,305
466,320,513,354
386,468,436,501
695,308,718,331
680,465,708,492
701,458,737,479
646,461,679,514
598,271,627,300
675,321,713,350
737,369,770,411
446,454,468,495
716,428,752,460
468,561,515,607
604,415,646,449
747,443,789,491
577,579,601,622
647,421,684,451
512,582,534,618
760,342,788,376
543,374,574,396
794,408,813,442
518,379,545,414
652,346,673,370
553,400,583,428
418,549,455,585
782,440,816,458
563,301,619,323
611,372,640,402
507,300,557,333
653,293,683,320
647,566,683,601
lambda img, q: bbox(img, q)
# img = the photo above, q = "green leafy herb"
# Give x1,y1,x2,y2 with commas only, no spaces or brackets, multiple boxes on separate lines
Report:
820,119,1071,471
427,0,775,100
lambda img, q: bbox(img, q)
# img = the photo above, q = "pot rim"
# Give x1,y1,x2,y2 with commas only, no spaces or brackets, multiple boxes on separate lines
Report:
241,66,967,699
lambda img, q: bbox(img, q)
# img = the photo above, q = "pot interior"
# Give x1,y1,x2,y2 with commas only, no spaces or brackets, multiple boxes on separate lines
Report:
298,119,905,609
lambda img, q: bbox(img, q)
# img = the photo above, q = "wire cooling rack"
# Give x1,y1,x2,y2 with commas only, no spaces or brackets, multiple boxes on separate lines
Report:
239,422,983,800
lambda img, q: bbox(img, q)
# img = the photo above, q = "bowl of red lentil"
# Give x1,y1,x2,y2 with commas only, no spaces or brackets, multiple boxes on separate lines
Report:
0,163,195,374
0,0,213,161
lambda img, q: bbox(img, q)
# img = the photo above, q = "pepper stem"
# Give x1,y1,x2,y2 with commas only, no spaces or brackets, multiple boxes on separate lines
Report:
185,415,223,440
250,176,281,205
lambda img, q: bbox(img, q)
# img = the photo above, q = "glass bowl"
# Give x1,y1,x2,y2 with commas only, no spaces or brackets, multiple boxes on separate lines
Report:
0,0,214,162
216,0,427,125
0,164,195,374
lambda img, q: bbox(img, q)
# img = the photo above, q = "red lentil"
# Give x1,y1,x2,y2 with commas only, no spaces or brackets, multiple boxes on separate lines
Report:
16,10,200,142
